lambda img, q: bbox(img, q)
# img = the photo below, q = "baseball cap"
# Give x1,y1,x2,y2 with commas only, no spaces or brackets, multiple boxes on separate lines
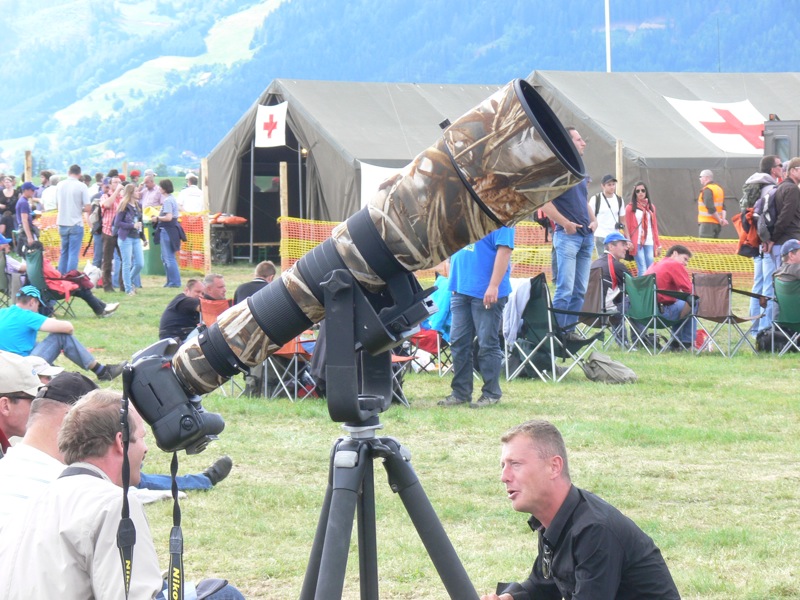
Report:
20,181,36,192
601,174,617,184
17,285,42,301
144,169,157,177
0,351,43,396
22,355,64,378
0,233,11,245
781,239,800,256
603,231,631,245
130,170,141,177
35,371,98,405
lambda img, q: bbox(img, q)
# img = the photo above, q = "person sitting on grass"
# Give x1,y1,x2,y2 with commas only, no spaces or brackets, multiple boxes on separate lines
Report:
0,370,233,529
0,389,244,599
480,419,680,600
0,286,124,381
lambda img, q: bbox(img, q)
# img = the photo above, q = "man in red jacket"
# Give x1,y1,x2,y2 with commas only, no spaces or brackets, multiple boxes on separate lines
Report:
645,245,694,350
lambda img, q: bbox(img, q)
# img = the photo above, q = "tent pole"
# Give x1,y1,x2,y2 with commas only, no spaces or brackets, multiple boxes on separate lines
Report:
250,138,255,263
298,145,303,220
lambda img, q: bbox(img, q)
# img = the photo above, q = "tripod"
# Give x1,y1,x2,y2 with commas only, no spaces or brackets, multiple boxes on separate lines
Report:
299,416,479,600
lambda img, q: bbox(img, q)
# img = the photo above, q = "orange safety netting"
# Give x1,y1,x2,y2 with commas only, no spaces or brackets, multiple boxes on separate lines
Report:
280,217,755,289
36,211,209,273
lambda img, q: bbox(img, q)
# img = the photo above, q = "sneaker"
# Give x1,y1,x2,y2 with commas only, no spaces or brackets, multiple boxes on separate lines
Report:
202,456,233,486
97,361,126,381
100,302,120,317
470,394,500,408
437,394,468,407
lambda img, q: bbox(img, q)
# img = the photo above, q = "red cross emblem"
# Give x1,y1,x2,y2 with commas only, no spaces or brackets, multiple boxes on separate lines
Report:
263,114,278,138
700,109,763,150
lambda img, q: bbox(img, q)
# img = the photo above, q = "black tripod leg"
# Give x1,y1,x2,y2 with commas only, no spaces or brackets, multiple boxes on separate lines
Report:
381,438,479,600
314,439,371,600
300,442,339,600
357,456,379,600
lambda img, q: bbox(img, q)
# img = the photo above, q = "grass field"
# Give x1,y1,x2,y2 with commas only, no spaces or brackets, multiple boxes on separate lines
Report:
54,262,800,599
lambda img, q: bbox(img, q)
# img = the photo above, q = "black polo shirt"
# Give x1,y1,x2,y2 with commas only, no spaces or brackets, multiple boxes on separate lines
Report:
158,293,200,342
499,485,680,599
233,278,269,304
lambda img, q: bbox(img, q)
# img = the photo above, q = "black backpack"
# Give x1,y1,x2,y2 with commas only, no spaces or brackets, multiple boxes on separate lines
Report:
754,186,778,243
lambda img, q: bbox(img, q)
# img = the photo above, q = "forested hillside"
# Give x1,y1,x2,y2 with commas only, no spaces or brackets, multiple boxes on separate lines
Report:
0,0,790,174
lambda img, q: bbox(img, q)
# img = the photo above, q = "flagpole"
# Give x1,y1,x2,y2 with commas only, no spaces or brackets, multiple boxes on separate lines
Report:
605,0,611,72
298,146,303,220
250,137,254,263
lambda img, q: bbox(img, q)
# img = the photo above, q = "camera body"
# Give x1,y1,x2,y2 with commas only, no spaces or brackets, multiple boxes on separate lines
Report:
128,339,224,454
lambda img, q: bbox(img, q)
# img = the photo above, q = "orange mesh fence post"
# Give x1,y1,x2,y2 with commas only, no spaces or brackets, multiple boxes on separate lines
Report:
178,214,210,274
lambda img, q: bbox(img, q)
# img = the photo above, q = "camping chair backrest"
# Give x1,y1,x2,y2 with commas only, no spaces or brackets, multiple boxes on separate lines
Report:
0,252,8,294
199,298,233,326
519,273,551,345
773,278,800,329
693,273,731,320
579,267,605,316
622,273,657,322
23,248,55,303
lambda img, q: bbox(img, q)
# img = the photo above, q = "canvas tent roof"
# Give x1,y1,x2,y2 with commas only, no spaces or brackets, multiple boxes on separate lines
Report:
207,80,500,222
207,72,800,238
530,70,800,236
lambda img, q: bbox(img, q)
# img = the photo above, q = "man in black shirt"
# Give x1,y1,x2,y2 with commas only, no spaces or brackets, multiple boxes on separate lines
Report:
158,279,205,342
481,420,680,600
233,260,276,304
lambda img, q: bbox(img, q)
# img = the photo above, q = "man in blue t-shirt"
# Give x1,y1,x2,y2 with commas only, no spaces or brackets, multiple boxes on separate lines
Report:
541,128,597,335
0,286,123,381
439,227,514,409
15,182,37,255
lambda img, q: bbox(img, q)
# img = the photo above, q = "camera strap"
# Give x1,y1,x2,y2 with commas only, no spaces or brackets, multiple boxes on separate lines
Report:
168,451,185,600
118,394,135,599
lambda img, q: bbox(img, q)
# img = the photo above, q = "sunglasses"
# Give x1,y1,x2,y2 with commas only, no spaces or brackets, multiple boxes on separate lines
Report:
635,188,646,193
541,542,553,579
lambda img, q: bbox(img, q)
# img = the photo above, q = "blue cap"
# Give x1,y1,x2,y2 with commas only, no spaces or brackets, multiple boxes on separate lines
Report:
781,239,800,256
603,231,631,245
16,285,42,301
20,181,36,192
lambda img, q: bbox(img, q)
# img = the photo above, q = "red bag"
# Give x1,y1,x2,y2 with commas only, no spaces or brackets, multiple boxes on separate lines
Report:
63,269,95,290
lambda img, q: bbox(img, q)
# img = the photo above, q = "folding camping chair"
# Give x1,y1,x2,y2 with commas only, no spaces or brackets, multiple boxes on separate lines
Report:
198,297,246,396
621,273,694,355
771,278,800,355
24,247,77,318
408,328,453,376
390,352,414,408
691,273,764,356
575,266,625,349
265,332,317,401
505,273,600,382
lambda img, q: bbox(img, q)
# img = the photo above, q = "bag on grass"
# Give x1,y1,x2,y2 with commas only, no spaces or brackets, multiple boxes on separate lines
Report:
580,351,637,384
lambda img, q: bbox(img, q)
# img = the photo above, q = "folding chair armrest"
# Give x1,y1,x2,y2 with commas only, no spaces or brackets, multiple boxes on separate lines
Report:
550,306,613,320
657,289,695,303
731,287,770,301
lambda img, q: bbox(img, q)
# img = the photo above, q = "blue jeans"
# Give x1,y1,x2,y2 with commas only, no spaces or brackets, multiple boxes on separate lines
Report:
58,224,84,273
634,244,654,276
750,253,775,332
31,333,95,370
552,230,593,331
92,233,103,268
449,292,506,401
660,299,695,344
119,236,144,292
139,472,212,491
161,235,181,287
158,580,244,600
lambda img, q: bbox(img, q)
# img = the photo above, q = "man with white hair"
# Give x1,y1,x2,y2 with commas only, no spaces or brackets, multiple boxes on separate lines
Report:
697,169,727,238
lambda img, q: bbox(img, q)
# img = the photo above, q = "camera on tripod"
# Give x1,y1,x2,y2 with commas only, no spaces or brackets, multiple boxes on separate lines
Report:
127,338,225,454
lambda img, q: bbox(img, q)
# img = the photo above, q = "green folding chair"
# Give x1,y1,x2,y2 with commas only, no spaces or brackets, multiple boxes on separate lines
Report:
621,272,693,355
24,247,77,318
771,278,800,355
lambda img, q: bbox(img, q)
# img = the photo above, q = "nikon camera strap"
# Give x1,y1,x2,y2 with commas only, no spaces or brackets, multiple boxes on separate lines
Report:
118,392,136,599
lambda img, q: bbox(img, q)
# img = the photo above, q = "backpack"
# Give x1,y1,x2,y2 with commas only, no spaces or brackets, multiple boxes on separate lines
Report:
739,181,763,211
732,208,760,258
533,209,553,242
580,351,637,384
88,202,102,235
754,186,778,243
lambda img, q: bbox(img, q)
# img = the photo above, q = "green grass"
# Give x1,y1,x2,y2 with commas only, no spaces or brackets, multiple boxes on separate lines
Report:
50,263,800,599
